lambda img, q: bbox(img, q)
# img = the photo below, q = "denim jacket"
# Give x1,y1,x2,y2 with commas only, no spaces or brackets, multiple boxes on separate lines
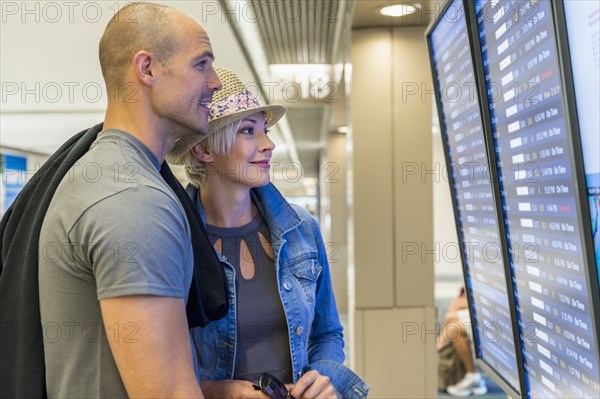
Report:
187,183,369,399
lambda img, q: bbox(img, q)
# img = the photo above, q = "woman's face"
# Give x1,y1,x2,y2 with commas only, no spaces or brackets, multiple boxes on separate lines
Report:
211,111,275,189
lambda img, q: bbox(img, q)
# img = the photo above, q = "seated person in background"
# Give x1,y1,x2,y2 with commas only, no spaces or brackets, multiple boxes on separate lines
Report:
437,288,487,396
167,67,368,399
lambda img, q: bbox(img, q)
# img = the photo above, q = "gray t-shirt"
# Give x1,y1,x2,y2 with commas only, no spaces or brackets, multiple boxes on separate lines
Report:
39,129,195,398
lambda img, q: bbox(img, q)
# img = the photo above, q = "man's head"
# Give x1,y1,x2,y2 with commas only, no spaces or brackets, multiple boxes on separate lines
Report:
99,3,177,91
99,2,221,137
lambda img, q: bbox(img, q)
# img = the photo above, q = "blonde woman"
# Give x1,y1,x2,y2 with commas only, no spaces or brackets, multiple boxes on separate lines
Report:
167,68,368,399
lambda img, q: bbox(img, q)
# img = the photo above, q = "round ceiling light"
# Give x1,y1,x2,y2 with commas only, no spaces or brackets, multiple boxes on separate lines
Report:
379,3,419,17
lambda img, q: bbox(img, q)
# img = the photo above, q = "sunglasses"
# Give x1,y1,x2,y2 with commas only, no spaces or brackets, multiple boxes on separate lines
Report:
255,372,297,399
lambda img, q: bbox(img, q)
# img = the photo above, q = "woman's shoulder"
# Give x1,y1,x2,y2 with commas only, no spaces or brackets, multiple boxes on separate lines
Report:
289,203,318,225
288,204,325,245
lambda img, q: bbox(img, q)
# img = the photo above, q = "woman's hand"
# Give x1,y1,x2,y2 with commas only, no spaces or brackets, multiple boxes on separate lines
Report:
289,370,340,399
201,379,269,399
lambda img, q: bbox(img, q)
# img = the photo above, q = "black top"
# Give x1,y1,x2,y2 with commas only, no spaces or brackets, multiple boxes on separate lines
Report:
207,211,293,383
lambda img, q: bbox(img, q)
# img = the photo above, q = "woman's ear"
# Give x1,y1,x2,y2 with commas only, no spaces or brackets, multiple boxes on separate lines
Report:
191,143,213,163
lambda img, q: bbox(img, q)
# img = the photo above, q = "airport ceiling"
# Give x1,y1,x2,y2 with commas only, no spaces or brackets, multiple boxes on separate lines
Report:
0,0,436,196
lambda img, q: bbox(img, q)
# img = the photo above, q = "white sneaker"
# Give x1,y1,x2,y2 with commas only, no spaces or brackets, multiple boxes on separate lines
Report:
446,372,488,397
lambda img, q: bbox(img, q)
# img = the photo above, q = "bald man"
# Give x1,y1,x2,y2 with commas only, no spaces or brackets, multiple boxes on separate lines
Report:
37,3,221,397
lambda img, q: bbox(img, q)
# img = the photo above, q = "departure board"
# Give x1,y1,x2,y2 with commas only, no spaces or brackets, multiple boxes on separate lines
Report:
428,0,520,393
474,0,600,397
564,0,600,280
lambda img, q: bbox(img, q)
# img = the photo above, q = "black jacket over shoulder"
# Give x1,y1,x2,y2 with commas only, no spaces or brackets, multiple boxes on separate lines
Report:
0,124,228,398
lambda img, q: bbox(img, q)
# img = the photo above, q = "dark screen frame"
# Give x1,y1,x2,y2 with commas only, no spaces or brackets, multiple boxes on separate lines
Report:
552,0,600,385
425,1,526,397
468,0,600,397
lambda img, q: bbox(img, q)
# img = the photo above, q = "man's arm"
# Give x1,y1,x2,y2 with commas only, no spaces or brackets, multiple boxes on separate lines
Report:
100,295,203,398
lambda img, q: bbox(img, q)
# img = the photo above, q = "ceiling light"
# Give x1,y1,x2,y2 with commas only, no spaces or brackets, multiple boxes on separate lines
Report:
378,3,419,17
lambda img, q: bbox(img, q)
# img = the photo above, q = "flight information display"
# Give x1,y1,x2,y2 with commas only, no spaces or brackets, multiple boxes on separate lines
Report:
475,0,600,397
564,0,600,278
428,0,520,393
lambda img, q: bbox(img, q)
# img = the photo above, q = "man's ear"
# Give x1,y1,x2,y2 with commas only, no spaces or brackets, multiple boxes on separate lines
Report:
132,50,156,86
191,143,213,163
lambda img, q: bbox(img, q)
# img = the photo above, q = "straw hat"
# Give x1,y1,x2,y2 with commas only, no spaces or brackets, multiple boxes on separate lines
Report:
166,67,286,165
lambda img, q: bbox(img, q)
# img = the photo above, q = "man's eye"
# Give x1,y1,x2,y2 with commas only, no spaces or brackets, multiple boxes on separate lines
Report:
197,61,207,69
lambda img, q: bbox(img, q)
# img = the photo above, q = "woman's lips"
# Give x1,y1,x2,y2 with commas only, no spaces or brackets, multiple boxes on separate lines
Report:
251,160,270,168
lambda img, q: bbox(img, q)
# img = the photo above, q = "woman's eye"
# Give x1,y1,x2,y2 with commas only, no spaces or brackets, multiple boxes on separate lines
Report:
264,128,270,134
241,128,254,135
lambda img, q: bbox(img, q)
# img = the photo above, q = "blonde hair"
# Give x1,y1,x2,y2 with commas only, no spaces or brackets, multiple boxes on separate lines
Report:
183,120,242,187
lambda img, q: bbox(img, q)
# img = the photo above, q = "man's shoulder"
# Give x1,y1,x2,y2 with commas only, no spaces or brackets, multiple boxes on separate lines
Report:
43,182,188,243
86,184,184,219
76,132,163,188
57,131,175,204
44,145,183,243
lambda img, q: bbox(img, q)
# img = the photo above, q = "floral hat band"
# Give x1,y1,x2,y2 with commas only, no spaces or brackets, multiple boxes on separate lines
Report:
209,90,269,122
